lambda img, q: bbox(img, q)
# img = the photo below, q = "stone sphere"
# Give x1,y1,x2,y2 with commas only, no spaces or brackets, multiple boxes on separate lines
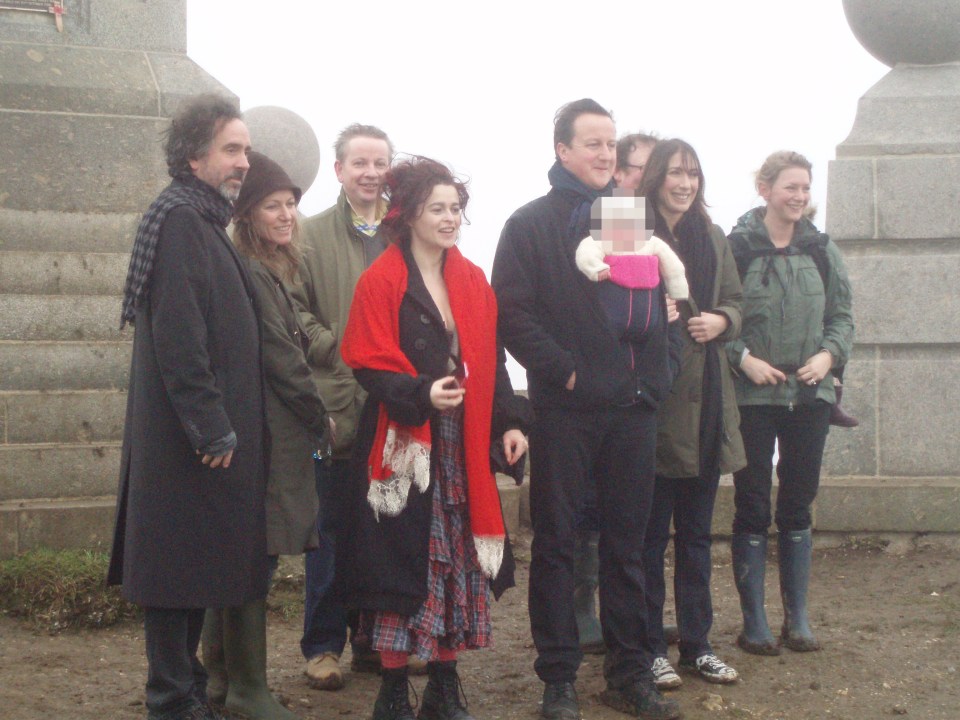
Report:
243,106,321,194
843,0,960,67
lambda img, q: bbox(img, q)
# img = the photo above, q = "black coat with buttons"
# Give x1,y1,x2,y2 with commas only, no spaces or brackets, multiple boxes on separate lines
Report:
336,245,532,617
492,188,682,412
108,205,269,608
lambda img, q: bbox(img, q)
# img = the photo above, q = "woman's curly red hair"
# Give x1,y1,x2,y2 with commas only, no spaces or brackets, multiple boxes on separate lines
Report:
380,156,469,246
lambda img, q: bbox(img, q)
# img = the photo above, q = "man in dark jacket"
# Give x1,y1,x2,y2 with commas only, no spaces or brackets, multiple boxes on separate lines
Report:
492,99,680,720
108,94,265,720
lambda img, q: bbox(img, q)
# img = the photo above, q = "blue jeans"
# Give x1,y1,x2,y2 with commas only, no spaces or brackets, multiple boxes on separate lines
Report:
642,473,720,660
301,458,349,659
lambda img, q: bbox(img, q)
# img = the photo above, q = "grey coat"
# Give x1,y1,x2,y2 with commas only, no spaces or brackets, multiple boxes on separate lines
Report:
107,205,269,608
245,258,326,555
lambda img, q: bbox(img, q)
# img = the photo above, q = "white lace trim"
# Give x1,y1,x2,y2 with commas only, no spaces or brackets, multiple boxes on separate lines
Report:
366,425,431,520
473,535,504,579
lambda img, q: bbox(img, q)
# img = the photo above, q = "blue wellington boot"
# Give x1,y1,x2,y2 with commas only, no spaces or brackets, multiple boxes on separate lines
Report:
778,529,821,652
731,533,780,656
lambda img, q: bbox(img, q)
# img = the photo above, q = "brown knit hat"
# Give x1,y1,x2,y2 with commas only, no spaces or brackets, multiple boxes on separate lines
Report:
234,151,302,219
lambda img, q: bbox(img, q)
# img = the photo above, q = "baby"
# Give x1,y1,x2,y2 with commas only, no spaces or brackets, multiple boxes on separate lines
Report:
575,190,688,301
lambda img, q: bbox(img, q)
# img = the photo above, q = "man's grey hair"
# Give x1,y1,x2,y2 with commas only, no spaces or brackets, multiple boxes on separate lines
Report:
333,123,394,163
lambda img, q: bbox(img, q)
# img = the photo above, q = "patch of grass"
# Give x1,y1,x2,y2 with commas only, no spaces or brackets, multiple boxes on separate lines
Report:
941,595,960,636
0,548,139,632
266,570,304,622
842,535,890,552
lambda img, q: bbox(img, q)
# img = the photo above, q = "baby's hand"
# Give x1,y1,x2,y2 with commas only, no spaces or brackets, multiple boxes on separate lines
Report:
597,268,611,282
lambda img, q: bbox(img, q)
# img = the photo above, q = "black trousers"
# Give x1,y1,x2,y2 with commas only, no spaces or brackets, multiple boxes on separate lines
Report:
528,403,657,687
733,402,831,535
643,472,720,660
143,606,207,716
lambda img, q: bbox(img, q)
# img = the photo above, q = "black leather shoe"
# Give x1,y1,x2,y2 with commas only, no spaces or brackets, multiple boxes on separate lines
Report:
540,681,581,720
599,677,681,719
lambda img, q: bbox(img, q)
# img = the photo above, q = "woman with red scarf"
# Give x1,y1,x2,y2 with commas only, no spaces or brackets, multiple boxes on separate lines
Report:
340,157,531,720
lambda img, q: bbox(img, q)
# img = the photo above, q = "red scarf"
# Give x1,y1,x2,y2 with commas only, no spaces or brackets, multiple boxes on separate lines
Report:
341,244,505,578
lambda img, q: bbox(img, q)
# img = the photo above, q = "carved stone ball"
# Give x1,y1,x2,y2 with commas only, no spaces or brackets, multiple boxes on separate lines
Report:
243,106,321,194
843,0,960,67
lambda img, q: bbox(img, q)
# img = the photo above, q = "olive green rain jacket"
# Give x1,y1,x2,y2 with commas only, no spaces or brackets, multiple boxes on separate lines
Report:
726,208,854,408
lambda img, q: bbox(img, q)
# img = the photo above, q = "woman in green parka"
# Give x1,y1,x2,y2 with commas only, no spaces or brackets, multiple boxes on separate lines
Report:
636,139,746,690
201,151,332,720
726,151,854,657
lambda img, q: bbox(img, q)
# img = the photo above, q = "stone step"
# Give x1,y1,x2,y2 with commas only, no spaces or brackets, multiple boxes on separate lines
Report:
0,251,128,295
0,111,168,214
0,442,121,503
0,294,124,341
0,340,130,391
0,389,126,444
0,208,139,253
518,475,960,535
4,475,960,560
0,497,116,557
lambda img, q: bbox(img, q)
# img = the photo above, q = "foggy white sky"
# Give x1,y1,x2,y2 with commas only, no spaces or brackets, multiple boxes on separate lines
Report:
187,1,887,274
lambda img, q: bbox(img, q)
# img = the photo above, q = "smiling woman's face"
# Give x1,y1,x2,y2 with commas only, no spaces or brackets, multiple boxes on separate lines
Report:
656,151,700,226
252,189,298,247
409,183,462,253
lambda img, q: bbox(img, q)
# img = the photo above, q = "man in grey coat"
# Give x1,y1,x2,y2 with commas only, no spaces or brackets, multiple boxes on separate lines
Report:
108,94,264,720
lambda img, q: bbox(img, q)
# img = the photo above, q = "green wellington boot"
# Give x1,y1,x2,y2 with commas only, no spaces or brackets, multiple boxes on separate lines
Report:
778,529,821,652
201,608,228,706
573,530,604,654
222,600,298,719
731,533,780,656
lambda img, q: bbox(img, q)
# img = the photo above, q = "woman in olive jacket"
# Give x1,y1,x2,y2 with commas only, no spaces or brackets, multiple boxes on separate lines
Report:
204,151,330,720
726,151,854,657
635,139,745,689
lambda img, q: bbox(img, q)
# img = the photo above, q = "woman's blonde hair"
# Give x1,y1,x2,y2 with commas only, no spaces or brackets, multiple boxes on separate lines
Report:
755,150,812,193
233,211,303,285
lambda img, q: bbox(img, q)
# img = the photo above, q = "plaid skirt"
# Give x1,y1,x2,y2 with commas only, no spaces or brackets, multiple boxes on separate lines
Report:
362,404,492,659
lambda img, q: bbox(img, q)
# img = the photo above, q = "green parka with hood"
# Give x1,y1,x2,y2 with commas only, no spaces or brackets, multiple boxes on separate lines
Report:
726,208,854,407
655,223,747,477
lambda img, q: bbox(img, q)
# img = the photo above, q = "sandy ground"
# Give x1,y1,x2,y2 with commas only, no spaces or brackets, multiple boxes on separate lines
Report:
1,530,958,720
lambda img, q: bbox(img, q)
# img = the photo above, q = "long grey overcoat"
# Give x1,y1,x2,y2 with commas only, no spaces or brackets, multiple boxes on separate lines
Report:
107,205,269,608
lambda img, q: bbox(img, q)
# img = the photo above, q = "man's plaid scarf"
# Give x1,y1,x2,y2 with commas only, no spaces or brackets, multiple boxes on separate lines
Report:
119,174,234,328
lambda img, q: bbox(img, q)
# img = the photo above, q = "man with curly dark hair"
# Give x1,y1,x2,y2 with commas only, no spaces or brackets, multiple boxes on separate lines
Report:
108,94,265,720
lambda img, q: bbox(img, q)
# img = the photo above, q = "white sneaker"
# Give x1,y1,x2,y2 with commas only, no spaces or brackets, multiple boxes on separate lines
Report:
680,653,739,684
651,656,682,690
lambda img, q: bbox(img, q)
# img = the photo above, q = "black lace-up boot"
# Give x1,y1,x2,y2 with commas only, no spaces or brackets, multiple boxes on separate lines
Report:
418,661,474,720
373,666,417,720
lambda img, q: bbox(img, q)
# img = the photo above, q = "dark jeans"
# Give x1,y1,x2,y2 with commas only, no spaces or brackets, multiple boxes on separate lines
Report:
143,606,207,716
733,403,831,535
301,457,349,659
642,472,720,660
529,403,657,687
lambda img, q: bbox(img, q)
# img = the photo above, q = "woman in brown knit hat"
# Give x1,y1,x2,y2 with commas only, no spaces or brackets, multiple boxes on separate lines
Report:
201,151,331,720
